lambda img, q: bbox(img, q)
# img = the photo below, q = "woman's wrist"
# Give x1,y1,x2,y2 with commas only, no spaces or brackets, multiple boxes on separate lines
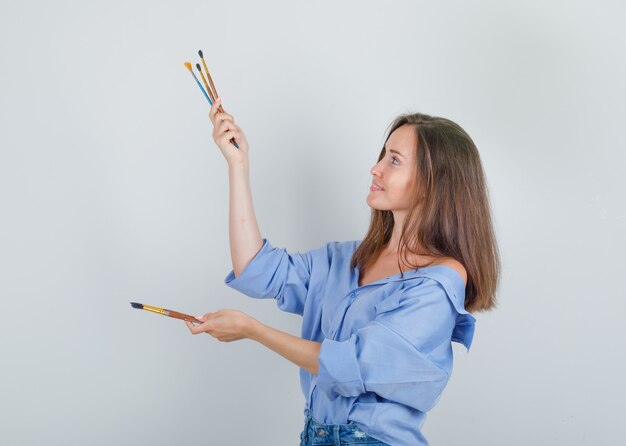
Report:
228,156,249,173
246,317,264,341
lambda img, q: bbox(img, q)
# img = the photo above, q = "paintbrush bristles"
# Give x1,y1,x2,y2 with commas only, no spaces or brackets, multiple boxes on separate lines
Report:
184,62,192,71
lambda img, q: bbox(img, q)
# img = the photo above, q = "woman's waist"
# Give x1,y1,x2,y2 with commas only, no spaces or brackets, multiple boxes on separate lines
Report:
308,388,383,425
308,389,428,443
301,412,391,445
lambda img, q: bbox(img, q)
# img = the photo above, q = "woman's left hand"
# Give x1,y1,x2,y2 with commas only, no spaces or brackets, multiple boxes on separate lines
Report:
184,309,257,342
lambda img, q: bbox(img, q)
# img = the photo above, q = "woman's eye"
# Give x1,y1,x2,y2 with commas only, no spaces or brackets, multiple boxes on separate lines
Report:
389,156,399,166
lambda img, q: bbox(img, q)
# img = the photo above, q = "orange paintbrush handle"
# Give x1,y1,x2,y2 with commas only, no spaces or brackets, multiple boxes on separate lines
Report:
165,309,204,324
198,50,225,113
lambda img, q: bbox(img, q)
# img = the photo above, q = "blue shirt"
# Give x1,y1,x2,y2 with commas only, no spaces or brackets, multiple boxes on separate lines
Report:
224,238,476,445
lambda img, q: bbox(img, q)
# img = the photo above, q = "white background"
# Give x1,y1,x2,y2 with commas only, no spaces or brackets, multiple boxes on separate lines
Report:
1,0,624,444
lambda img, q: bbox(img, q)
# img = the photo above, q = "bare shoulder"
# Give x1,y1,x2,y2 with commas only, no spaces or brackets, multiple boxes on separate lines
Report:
435,257,467,286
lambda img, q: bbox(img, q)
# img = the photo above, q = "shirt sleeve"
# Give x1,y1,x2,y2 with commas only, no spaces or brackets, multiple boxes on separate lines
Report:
223,238,325,316
316,278,460,412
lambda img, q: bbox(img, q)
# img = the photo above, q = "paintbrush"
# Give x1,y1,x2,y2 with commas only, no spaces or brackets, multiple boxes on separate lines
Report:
130,302,204,324
184,61,239,149
184,61,212,105
198,50,224,113
196,63,216,104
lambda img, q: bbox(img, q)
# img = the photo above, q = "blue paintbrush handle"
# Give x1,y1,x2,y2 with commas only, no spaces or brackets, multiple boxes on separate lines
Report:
191,72,212,105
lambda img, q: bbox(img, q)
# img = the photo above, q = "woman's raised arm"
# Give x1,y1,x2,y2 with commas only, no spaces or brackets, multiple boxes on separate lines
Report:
208,97,263,277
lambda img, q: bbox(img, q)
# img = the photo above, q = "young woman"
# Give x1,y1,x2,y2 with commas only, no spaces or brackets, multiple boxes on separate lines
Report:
185,96,500,445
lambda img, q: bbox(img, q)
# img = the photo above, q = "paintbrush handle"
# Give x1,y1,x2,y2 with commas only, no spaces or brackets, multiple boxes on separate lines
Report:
188,65,238,149
165,309,203,324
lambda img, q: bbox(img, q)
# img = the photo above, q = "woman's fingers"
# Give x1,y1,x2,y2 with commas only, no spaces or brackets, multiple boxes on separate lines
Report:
215,118,236,135
214,112,234,124
207,97,248,157
209,98,235,125
208,98,223,123
185,313,215,335
184,309,251,343
215,129,237,148
212,116,236,141
185,320,204,335
214,121,239,145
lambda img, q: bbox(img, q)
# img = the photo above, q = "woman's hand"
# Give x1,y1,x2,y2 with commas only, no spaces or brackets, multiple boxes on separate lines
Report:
184,309,257,342
185,309,321,374
209,97,249,166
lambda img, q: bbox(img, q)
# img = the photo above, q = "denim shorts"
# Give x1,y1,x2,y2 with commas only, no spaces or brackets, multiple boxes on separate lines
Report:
299,414,390,445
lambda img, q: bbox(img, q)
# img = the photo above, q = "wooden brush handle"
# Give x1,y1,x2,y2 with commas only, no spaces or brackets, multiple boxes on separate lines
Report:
165,309,203,324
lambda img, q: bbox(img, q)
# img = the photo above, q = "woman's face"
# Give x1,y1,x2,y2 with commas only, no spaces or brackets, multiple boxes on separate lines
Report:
367,124,417,212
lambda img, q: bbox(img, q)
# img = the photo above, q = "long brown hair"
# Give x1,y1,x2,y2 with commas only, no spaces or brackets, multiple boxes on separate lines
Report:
351,113,500,313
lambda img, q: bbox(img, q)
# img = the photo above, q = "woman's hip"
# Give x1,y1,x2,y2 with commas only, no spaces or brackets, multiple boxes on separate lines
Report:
299,414,389,446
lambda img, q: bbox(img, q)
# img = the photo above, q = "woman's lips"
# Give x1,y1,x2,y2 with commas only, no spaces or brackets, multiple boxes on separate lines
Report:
370,185,383,191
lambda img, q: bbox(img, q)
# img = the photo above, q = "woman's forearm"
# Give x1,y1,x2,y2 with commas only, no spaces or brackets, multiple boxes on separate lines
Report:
228,161,263,277
248,319,321,375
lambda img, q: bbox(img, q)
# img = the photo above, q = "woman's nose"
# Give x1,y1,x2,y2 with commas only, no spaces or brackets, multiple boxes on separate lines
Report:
371,160,384,176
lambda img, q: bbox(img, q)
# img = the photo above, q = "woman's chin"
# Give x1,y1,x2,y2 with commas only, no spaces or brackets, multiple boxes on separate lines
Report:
366,196,387,210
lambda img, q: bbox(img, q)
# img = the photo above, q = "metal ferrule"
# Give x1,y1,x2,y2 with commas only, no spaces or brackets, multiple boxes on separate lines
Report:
142,304,165,315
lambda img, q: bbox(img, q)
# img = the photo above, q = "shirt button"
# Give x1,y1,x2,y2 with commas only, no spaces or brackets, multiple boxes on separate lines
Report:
350,292,356,298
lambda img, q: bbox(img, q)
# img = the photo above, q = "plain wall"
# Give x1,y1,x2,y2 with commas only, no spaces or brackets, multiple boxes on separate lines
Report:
1,0,624,444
